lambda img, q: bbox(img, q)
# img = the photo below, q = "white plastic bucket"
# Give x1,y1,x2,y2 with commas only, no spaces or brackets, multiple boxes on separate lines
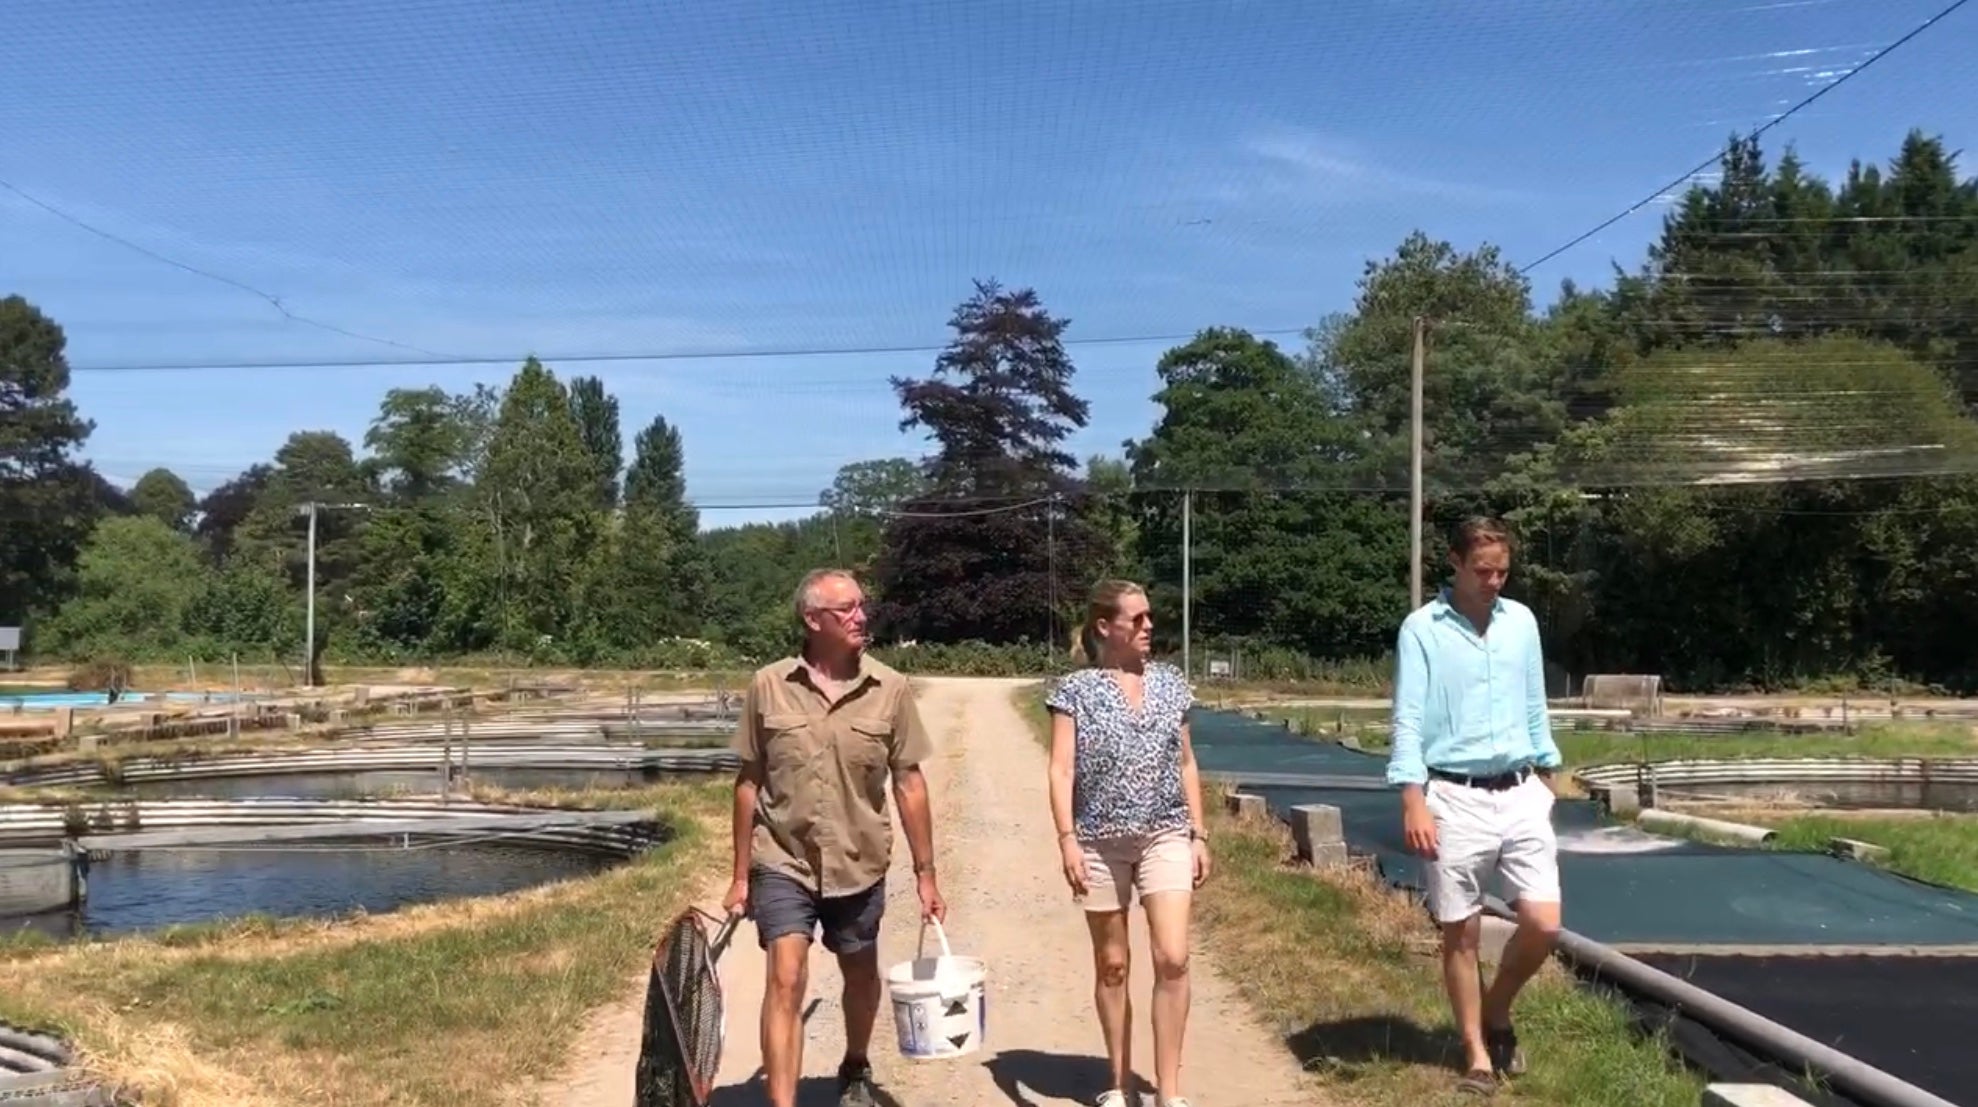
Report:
884,918,987,1060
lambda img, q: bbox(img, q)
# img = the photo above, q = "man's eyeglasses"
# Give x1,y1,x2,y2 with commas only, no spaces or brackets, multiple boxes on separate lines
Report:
812,600,869,619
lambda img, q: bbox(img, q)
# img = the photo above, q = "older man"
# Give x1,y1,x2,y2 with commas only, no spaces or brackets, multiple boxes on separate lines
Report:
723,568,945,1107
1387,517,1564,1097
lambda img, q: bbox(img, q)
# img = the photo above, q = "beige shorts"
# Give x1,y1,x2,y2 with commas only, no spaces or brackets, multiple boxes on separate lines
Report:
1076,827,1195,912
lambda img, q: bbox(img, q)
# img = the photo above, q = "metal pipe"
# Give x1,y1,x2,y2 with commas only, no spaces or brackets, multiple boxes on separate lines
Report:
1637,808,1776,845
1547,921,1959,1107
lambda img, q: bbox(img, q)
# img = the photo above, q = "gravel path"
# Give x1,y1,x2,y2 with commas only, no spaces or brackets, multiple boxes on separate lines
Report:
549,675,1317,1106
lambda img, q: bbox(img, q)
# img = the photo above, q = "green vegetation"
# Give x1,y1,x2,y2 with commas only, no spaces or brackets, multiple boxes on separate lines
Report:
1667,811,1978,895
7,133,1978,694
1764,814,1978,893
1017,688,1702,1105
1267,707,1978,768
0,779,728,1106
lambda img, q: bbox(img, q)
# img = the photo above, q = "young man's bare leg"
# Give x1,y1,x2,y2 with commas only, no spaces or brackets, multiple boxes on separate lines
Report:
1085,909,1134,1095
1484,777,1565,1075
1480,898,1560,1073
1439,913,1493,1076
761,934,811,1107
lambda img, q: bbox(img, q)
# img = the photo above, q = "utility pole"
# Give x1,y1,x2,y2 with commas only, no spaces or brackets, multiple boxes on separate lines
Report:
1047,492,1058,654
1181,489,1192,680
1409,315,1428,610
296,501,372,689
303,502,317,685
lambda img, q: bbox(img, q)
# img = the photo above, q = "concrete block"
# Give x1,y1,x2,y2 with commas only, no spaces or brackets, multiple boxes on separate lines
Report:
1305,842,1350,870
0,849,82,916
1340,735,1363,751
75,734,98,754
1603,783,1641,818
51,708,73,739
1702,1084,1816,1107
1830,837,1890,863
1289,804,1344,865
1223,792,1267,821
1583,673,1663,716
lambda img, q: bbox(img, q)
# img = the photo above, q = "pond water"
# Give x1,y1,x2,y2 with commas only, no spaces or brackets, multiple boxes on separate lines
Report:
119,766,665,800
1657,778,1978,813
0,689,244,710
3,839,619,941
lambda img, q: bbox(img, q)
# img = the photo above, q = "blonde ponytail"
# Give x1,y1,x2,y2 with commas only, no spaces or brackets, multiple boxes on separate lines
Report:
1071,579,1146,669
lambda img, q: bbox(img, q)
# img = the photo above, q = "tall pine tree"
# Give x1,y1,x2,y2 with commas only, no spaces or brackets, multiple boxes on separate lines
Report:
872,280,1110,645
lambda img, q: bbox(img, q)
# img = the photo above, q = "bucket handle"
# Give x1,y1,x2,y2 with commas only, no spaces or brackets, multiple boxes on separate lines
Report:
917,916,955,961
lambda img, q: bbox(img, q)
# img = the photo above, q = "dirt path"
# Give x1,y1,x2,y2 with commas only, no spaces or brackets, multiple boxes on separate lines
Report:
547,676,1317,1106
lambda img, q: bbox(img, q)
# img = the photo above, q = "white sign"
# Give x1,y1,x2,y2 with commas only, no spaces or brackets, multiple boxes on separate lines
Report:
1208,659,1231,678
0,628,19,652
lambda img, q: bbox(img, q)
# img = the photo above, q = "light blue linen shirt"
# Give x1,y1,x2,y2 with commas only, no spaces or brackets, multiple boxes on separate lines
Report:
1385,587,1562,787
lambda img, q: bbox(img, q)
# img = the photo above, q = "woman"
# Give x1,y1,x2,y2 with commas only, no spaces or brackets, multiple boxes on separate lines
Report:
1046,579,1210,1107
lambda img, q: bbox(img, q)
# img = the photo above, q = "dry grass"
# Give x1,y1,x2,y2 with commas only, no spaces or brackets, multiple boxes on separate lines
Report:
0,778,731,1106
1017,688,1704,1105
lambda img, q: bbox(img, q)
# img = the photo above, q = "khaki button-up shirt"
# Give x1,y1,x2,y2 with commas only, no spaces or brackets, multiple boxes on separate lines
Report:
731,653,932,897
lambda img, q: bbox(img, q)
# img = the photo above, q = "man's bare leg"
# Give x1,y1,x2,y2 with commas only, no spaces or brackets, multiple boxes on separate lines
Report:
1440,914,1492,1075
761,935,811,1107
837,945,882,1067
1085,909,1134,1094
1481,898,1561,1071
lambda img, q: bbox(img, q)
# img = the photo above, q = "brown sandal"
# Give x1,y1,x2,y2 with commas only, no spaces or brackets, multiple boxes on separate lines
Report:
1456,1068,1499,1096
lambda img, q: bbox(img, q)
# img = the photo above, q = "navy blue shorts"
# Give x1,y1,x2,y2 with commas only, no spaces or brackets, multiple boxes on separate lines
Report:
748,867,886,955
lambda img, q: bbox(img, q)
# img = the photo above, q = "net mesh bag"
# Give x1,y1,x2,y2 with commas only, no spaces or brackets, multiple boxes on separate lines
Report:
635,909,729,1106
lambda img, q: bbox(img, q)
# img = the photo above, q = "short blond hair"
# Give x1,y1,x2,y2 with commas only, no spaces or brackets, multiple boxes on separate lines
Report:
793,568,859,622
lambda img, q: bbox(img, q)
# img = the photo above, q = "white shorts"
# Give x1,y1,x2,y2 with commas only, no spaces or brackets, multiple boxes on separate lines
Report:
1422,771,1561,924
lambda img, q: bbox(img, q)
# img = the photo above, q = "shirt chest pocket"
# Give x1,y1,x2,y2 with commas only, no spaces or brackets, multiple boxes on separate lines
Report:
762,712,818,773
838,714,894,776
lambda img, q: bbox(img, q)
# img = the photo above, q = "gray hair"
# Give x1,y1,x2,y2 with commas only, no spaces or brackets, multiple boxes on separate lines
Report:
793,568,858,622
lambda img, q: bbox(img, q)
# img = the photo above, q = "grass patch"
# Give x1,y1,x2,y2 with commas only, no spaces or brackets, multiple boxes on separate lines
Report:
1018,689,1702,1105
1263,707,1977,769
0,777,729,1106
1768,814,1978,892
1663,808,1978,894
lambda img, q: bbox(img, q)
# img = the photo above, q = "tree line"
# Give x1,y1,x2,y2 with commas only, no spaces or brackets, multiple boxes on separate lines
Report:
3,129,1977,693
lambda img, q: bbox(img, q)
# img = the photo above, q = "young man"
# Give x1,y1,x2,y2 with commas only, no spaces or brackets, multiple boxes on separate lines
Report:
723,568,946,1107
1386,517,1564,1097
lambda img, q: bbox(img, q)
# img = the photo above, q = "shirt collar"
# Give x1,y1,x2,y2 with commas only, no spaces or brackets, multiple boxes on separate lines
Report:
1432,586,1503,620
781,650,878,686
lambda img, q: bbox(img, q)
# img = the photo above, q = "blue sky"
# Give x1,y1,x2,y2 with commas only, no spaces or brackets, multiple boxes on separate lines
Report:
4,0,1973,527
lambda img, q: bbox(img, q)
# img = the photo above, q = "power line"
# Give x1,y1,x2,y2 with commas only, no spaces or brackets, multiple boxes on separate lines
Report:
0,178,452,361
64,327,1312,374
1515,0,1976,277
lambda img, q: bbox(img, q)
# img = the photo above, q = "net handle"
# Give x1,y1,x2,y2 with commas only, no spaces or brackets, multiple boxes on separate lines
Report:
695,906,742,961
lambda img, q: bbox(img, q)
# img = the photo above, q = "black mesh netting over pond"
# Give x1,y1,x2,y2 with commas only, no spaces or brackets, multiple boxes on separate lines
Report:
1190,709,1978,1104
